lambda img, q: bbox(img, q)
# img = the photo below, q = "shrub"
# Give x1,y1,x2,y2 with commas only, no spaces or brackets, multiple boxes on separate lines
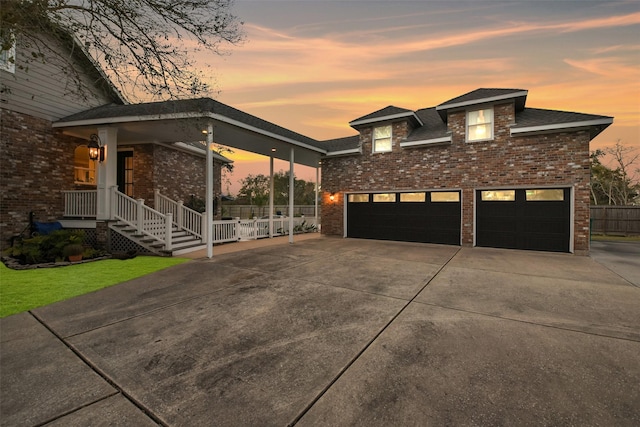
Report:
4,230,86,264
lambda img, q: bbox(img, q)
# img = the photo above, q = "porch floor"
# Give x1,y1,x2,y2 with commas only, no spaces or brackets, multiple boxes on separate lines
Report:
177,232,322,259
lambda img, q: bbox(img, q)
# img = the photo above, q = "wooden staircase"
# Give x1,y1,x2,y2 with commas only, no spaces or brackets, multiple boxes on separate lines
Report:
110,221,205,256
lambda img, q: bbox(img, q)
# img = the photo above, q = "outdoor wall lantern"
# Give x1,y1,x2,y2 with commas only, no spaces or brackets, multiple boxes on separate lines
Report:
329,193,336,202
88,134,105,162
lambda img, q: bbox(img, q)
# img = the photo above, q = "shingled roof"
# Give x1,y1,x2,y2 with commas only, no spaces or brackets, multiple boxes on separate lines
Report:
324,88,612,155
57,97,325,151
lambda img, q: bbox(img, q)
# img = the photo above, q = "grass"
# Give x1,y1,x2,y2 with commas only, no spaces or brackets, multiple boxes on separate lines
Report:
591,234,640,242
0,256,189,318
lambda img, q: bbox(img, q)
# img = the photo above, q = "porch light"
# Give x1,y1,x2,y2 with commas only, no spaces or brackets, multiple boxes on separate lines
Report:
88,134,105,162
329,193,336,202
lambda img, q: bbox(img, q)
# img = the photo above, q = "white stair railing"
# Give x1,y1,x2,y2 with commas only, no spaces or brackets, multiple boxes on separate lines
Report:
113,187,172,251
155,190,203,238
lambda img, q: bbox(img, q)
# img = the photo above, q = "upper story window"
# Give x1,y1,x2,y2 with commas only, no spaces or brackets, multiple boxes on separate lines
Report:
0,37,16,74
467,108,493,142
373,125,392,153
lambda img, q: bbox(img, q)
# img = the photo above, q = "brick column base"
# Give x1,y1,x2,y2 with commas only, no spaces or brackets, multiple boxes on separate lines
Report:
95,221,110,251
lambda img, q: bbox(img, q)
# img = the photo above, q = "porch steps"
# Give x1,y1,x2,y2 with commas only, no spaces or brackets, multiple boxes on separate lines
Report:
109,222,204,256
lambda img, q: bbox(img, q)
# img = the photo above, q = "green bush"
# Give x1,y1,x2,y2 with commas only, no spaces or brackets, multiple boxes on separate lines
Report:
4,230,86,264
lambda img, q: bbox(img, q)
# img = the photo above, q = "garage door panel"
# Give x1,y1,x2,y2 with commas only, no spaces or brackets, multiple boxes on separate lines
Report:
476,188,570,252
347,191,461,245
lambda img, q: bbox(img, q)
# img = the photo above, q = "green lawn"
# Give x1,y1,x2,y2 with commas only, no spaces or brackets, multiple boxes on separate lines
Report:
0,256,189,318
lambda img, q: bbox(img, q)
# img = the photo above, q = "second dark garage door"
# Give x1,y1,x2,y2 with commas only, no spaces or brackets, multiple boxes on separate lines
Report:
346,191,461,245
476,188,571,252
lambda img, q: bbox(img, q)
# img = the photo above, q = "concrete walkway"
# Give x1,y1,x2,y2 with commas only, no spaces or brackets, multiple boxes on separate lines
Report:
1,237,639,426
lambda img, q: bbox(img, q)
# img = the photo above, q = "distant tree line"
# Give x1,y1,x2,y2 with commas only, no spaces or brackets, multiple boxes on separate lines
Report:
591,140,639,206
234,170,317,208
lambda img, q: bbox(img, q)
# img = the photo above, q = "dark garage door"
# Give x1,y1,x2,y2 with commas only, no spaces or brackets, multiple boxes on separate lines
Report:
476,188,571,252
347,191,461,245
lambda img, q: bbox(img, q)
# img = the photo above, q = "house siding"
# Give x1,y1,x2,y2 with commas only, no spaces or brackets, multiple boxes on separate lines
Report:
321,102,592,253
0,37,116,122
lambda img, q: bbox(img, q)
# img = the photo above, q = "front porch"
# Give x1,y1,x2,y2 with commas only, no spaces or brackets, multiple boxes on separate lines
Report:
61,189,319,256
54,97,327,258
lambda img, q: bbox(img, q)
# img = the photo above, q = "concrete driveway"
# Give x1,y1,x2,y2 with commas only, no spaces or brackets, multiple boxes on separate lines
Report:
1,237,639,426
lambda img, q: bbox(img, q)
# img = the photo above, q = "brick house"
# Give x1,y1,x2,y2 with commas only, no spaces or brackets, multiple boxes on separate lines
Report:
0,33,230,253
1,32,326,256
320,89,613,254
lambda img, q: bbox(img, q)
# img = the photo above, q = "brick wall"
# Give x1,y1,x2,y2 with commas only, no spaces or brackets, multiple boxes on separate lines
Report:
321,102,592,252
154,145,223,215
0,109,85,249
104,144,223,214
1,109,226,249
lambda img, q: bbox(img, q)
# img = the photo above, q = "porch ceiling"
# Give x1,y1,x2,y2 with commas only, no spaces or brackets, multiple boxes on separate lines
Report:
53,99,326,168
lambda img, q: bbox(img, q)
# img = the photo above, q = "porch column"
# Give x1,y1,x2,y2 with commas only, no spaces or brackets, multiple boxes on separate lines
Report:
315,166,319,227
289,147,294,244
269,154,274,238
96,127,118,220
206,123,214,258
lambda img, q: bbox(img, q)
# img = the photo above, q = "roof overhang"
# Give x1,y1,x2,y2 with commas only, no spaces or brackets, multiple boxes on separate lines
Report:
436,90,528,121
349,111,424,129
54,110,326,168
510,117,613,139
400,136,452,148
324,147,362,158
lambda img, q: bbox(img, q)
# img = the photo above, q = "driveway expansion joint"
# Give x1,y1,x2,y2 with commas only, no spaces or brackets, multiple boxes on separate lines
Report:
29,311,168,427
287,246,461,426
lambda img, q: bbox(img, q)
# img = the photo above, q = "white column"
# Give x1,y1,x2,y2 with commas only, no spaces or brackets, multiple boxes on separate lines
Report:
96,127,118,220
206,123,214,258
269,154,274,238
315,166,319,227
289,148,295,244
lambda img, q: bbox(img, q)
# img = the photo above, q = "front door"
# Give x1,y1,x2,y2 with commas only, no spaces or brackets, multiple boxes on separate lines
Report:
117,151,134,197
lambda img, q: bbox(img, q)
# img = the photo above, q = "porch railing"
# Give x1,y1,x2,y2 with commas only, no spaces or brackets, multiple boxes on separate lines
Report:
63,190,97,217
63,190,319,252
154,190,202,238
112,188,172,251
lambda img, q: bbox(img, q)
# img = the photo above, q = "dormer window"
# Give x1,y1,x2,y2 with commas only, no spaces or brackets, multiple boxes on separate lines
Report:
467,108,493,142
373,125,392,153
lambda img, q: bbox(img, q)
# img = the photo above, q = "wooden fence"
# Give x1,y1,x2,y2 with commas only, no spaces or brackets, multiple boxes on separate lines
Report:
590,206,640,236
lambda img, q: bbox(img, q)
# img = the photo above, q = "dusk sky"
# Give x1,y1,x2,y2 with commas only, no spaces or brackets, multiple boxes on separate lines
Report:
197,0,639,195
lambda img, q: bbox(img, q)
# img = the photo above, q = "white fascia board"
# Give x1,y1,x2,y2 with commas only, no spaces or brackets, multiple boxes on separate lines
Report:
510,118,613,135
52,111,205,128
325,148,361,157
400,136,451,148
349,111,423,127
204,112,327,154
436,91,528,111
54,111,327,155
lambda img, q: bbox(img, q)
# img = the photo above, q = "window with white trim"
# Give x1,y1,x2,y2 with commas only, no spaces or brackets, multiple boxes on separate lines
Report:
0,37,16,73
74,146,96,185
373,125,392,153
467,108,493,142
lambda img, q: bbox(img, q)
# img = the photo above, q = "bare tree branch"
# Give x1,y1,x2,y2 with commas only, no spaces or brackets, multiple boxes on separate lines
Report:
1,0,244,102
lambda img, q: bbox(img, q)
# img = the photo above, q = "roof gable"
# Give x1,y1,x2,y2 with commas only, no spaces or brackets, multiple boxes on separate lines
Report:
349,105,423,129
436,88,527,121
